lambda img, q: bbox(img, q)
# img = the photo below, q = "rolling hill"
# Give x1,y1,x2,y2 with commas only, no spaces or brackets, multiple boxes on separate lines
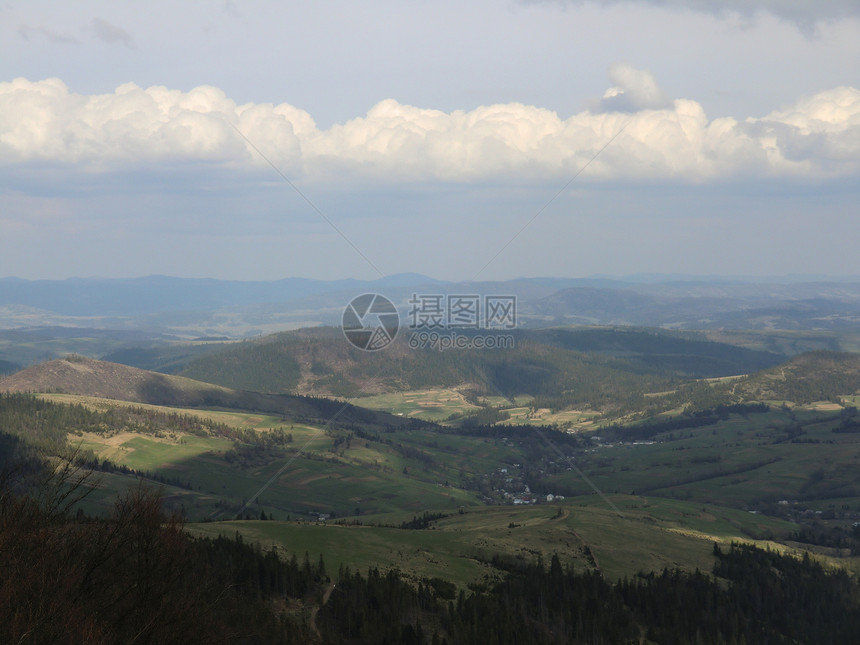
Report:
0,356,410,428
531,281,860,330
175,326,784,405
731,350,860,404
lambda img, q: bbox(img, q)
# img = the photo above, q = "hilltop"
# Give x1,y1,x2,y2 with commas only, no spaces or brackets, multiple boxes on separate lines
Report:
0,355,232,404
0,356,408,428
732,350,860,404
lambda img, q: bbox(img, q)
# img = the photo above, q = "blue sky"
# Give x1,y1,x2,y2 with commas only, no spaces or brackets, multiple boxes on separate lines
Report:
1,0,858,281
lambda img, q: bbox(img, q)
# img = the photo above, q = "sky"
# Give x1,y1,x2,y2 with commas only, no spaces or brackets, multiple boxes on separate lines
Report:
1,0,858,282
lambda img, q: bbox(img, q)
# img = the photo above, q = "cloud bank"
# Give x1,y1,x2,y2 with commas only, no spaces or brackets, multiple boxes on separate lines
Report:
526,0,860,28
1,70,858,185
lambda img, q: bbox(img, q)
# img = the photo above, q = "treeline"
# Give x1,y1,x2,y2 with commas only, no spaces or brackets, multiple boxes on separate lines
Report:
0,392,236,445
449,422,584,448
318,544,860,644
792,523,860,554
74,453,195,491
832,406,860,433
0,393,98,454
0,474,316,644
400,511,448,530
457,406,512,426
3,462,859,644
599,402,769,442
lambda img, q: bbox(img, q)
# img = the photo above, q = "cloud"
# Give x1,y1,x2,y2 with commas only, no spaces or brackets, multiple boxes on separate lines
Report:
85,18,134,48
17,25,78,44
524,0,860,29
596,63,670,113
0,75,858,186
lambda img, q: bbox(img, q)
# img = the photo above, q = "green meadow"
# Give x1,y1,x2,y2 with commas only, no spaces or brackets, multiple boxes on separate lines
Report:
189,494,821,588
348,388,483,421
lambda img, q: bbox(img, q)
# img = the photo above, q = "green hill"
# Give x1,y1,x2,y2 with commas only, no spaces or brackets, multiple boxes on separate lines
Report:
732,351,860,404
176,326,784,411
0,356,410,429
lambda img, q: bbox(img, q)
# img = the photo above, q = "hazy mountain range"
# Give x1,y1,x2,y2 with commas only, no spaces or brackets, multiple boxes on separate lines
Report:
2,275,860,339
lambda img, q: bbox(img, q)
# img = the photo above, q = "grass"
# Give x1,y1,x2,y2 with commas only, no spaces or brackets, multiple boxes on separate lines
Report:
189,494,856,587
190,519,498,589
349,388,483,421
349,388,605,429
44,393,323,440
546,406,860,514
499,406,602,428
58,394,484,520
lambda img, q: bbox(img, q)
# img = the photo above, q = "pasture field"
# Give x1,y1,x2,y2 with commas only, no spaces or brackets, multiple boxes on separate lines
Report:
349,388,604,428
499,406,602,428
189,494,834,588
545,406,860,515
72,427,481,520
71,431,234,470
55,394,486,519
348,388,483,421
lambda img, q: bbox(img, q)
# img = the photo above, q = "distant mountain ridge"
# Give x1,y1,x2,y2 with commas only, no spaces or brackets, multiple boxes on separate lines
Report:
0,274,444,317
531,283,860,330
2,275,860,338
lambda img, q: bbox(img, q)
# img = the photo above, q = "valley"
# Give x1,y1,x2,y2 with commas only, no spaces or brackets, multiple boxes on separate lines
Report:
2,315,860,643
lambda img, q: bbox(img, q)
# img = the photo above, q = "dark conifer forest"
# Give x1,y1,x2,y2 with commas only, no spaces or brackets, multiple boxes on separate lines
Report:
2,459,858,644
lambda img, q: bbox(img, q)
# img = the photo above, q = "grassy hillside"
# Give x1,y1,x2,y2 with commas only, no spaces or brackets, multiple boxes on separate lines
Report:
0,356,414,429
0,354,234,403
190,496,802,587
3,388,858,561
546,405,860,529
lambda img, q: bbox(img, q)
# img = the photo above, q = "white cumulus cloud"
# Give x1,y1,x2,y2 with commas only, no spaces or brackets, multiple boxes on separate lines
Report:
0,74,858,185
